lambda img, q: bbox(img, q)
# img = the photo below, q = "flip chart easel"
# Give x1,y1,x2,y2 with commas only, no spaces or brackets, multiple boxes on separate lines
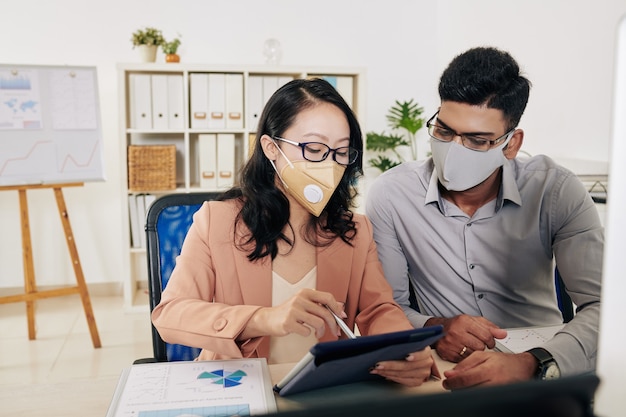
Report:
0,183,101,348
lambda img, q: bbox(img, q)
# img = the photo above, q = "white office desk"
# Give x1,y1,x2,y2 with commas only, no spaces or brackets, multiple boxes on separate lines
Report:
105,353,455,417
106,347,601,417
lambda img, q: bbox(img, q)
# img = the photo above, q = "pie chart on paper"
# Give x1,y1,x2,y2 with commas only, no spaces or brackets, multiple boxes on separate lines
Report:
198,369,247,387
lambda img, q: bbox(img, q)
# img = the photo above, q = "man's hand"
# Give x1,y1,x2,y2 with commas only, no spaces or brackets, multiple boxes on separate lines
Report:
425,315,507,362
442,350,537,389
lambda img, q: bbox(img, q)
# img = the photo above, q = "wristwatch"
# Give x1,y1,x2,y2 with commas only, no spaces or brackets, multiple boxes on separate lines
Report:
527,347,561,380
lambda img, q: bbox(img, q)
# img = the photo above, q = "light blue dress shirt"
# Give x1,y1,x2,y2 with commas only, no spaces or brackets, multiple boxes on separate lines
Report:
366,155,603,376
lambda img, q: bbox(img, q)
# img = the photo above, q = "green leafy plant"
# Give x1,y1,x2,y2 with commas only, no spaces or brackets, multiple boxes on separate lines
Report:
366,99,425,173
131,27,164,48
162,37,181,55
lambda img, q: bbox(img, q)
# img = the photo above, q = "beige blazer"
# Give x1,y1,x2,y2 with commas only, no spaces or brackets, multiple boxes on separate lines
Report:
152,199,412,361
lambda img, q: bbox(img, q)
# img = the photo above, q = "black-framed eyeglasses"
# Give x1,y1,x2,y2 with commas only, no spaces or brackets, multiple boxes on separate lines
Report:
273,136,360,166
426,111,515,152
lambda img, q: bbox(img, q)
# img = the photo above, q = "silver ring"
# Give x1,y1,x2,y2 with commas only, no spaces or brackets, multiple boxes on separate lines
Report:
460,346,468,356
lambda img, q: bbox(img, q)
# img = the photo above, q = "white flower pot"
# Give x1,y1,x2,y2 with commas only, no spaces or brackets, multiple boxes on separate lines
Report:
137,45,157,63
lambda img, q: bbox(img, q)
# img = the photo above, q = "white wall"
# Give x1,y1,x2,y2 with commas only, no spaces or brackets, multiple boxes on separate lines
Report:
0,0,621,289
1,0,625,414
2,0,623,290
0,0,436,290
435,0,624,162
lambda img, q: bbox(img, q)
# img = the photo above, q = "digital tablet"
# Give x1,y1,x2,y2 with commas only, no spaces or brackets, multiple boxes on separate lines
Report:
273,325,444,396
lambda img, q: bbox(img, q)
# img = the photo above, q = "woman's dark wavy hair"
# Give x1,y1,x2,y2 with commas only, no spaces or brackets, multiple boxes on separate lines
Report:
219,78,364,261
438,47,532,130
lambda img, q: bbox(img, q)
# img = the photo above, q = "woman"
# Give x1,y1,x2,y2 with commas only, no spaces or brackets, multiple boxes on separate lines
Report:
152,78,437,387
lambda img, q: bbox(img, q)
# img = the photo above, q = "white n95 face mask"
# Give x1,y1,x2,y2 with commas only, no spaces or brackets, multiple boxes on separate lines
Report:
270,144,346,217
430,135,512,191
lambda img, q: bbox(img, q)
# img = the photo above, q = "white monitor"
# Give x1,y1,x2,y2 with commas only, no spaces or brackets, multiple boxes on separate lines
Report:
595,13,626,417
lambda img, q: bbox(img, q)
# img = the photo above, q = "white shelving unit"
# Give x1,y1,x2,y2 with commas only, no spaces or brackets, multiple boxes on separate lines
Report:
117,63,366,310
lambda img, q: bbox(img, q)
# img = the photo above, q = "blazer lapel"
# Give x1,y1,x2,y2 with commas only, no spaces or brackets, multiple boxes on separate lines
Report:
233,237,353,306
233,244,273,307
317,238,352,301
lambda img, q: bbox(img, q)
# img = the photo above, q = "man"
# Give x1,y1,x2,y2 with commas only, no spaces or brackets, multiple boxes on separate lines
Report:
366,47,602,389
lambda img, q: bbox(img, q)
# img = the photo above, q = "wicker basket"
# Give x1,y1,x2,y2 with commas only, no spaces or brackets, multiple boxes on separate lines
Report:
128,145,176,191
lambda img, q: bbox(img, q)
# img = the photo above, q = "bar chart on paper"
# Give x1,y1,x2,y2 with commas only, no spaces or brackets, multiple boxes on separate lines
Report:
0,64,105,186
106,359,277,417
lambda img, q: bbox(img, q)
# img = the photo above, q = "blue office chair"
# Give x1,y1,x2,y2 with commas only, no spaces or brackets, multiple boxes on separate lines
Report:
555,268,574,323
136,192,222,363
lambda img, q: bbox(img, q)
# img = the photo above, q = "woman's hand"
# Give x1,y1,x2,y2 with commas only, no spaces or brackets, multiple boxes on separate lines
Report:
243,288,345,339
369,346,440,387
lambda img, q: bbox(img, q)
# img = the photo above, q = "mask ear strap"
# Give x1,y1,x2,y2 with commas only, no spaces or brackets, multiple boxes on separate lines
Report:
269,139,290,189
269,158,289,189
271,138,294,168
500,131,515,151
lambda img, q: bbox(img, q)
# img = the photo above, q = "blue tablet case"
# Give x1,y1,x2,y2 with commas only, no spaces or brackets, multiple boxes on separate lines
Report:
274,325,444,396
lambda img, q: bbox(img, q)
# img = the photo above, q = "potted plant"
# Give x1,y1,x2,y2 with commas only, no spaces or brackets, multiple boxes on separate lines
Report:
162,36,182,63
366,99,425,173
131,27,164,63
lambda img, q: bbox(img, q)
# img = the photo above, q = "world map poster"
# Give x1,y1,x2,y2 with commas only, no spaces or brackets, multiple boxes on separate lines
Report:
0,69,42,130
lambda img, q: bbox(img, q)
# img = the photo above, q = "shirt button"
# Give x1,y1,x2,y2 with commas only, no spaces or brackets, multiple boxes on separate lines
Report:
477,294,484,299
469,264,475,269
467,223,472,227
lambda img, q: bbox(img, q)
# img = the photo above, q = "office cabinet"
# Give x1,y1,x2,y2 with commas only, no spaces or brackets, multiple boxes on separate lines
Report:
117,63,365,310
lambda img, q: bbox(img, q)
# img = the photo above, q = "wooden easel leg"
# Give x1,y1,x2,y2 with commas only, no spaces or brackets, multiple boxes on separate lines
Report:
18,189,37,340
53,188,102,348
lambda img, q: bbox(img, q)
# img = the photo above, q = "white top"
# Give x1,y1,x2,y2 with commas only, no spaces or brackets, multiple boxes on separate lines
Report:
268,266,318,364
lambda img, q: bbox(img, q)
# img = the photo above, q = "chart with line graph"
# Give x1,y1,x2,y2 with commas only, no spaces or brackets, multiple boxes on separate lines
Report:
107,359,276,417
0,64,104,186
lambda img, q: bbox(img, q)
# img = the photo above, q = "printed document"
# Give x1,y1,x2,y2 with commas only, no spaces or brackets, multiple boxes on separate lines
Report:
495,325,565,353
106,358,277,417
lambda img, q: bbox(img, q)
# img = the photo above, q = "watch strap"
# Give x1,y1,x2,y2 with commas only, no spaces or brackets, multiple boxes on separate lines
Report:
527,347,556,378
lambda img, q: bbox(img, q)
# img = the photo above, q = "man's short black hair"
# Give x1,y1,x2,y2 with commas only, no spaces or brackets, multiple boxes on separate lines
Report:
438,47,531,129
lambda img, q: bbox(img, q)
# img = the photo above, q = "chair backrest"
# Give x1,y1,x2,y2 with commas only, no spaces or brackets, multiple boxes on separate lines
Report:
555,268,574,323
145,192,222,362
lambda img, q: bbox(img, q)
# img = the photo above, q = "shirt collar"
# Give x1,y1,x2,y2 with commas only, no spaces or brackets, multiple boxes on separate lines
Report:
425,167,441,206
425,159,523,212
500,160,522,207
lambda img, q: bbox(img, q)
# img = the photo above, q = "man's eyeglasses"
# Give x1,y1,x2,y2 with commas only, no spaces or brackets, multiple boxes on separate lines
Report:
273,136,360,166
426,112,514,152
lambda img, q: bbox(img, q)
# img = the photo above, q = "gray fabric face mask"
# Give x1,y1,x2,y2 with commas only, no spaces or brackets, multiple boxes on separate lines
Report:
430,136,512,191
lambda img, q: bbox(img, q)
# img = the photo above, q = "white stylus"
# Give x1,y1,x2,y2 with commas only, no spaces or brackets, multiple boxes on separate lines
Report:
273,351,314,391
325,305,357,339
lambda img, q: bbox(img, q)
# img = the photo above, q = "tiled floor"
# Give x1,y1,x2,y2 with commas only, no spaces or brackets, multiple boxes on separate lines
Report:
0,293,153,416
